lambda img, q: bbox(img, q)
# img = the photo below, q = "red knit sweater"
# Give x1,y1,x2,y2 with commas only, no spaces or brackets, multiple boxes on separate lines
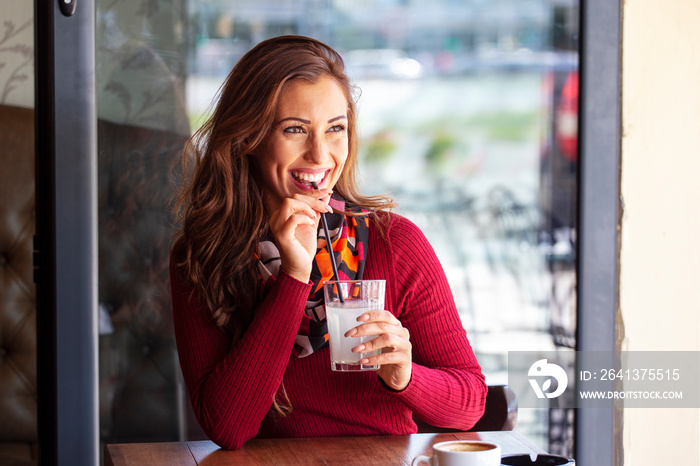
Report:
170,212,487,450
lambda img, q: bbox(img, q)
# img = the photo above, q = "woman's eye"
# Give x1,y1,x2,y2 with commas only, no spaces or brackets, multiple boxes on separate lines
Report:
283,126,304,134
328,124,346,133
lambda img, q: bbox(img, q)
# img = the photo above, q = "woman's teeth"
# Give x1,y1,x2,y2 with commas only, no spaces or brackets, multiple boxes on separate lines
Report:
292,171,324,184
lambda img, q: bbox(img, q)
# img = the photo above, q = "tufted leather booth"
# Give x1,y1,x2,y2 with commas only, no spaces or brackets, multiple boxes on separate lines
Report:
0,104,38,465
97,119,188,444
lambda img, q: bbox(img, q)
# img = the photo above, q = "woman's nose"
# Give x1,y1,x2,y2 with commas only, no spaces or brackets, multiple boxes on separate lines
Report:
305,135,329,163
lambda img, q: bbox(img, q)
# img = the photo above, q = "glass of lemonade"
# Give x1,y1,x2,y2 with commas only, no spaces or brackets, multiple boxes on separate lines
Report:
323,280,385,371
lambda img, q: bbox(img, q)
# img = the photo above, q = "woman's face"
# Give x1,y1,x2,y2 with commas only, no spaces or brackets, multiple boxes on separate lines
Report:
257,75,349,213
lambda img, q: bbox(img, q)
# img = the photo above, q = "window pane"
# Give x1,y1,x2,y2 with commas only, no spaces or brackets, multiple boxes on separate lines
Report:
97,0,579,456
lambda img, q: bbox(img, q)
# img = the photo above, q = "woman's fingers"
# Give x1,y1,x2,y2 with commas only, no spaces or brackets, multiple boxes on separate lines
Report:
274,211,316,236
269,197,317,229
270,191,331,225
345,311,413,390
346,311,411,355
289,191,333,214
352,331,411,355
356,310,402,327
358,349,410,367
346,321,409,341
274,212,317,265
304,192,333,214
345,309,413,391
267,193,331,283
345,310,407,339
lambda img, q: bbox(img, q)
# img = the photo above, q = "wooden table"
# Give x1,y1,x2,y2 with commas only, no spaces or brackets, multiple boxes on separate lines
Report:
105,431,546,465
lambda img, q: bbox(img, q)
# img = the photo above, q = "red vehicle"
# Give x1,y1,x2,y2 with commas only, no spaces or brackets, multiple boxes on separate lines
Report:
539,69,579,262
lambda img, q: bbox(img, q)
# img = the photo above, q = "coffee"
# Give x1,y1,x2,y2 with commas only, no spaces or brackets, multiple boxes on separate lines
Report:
412,440,501,466
438,442,496,452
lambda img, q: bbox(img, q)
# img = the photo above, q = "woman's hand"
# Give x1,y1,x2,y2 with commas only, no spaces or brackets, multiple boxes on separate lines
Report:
346,311,412,391
267,190,332,283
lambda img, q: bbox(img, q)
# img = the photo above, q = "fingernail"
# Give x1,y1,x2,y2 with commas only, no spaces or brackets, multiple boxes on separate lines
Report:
325,204,333,213
345,328,357,337
359,358,369,364
353,344,365,352
358,314,369,322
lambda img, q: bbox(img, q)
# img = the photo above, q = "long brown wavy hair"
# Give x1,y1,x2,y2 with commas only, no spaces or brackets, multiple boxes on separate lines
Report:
172,35,395,347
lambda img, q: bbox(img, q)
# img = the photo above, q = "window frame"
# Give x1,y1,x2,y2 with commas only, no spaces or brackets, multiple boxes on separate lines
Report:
575,0,622,464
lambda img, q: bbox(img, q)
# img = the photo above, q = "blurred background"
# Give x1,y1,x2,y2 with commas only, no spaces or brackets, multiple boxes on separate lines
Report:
91,0,580,457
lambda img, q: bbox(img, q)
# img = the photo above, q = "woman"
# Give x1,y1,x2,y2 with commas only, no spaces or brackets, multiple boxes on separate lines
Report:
171,35,486,450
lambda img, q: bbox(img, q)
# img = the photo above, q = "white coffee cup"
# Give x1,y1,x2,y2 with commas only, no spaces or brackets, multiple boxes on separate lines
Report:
412,440,501,466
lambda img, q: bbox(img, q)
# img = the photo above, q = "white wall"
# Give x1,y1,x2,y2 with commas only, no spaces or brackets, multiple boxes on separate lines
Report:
0,1,34,108
620,0,700,464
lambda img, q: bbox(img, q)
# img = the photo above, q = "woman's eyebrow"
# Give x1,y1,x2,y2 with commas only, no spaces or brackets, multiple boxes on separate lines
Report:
276,117,311,125
276,115,347,125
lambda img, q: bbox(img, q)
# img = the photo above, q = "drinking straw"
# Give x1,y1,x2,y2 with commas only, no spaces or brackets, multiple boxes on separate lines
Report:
312,181,344,303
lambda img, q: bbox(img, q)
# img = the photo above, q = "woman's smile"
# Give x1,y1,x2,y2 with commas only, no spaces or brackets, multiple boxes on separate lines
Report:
289,168,330,190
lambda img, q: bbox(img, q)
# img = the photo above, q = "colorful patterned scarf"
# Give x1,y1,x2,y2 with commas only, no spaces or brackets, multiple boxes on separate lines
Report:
257,193,370,358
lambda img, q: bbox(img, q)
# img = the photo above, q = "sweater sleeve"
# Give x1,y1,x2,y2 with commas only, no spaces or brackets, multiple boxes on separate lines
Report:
376,214,487,430
170,260,312,449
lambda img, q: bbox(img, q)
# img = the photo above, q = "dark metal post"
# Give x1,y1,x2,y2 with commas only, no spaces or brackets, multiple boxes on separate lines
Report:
576,0,622,464
35,1,98,464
